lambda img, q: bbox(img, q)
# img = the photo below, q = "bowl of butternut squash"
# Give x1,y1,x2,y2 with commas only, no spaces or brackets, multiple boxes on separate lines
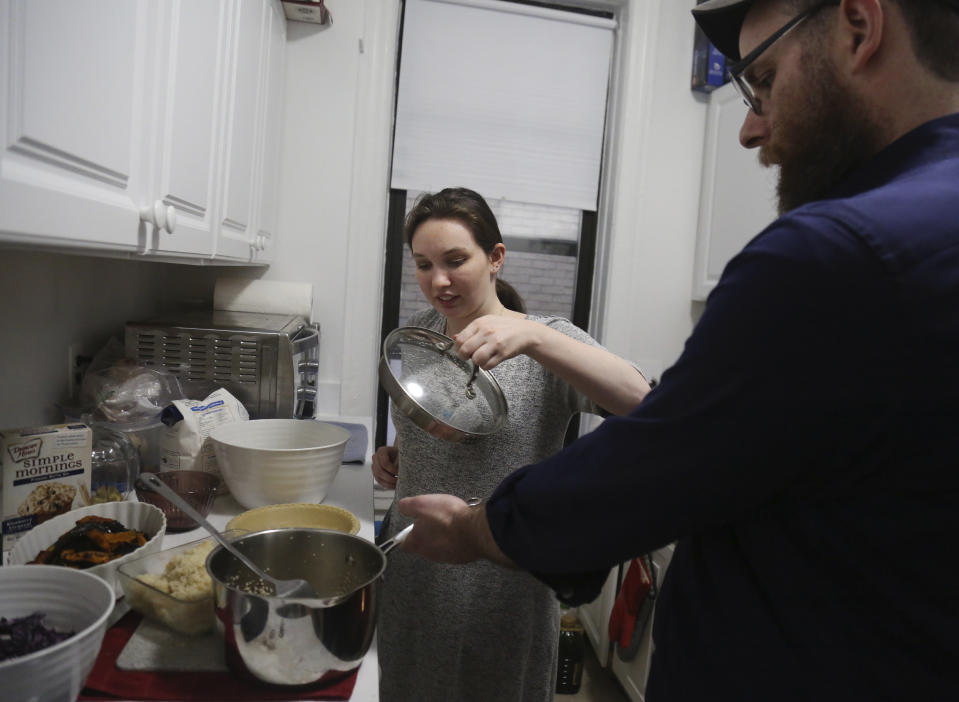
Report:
8,500,167,596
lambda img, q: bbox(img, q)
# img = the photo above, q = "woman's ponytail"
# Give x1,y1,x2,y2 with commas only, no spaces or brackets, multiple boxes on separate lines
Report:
496,278,526,313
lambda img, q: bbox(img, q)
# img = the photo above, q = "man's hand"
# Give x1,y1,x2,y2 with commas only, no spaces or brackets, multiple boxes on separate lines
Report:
398,494,514,567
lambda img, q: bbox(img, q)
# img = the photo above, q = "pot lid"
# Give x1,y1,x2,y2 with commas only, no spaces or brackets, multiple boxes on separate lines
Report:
378,326,508,442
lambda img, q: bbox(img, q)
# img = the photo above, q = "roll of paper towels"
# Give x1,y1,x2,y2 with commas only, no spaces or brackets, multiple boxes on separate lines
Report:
213,277,314,320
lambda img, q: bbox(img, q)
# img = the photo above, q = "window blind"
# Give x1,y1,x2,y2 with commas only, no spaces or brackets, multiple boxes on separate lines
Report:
391,0,615,212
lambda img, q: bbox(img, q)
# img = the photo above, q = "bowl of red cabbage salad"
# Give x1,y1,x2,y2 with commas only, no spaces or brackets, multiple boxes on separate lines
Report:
0,613,75,662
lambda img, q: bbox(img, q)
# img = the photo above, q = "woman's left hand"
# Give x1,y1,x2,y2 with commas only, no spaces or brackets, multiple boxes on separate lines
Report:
452,315,540,370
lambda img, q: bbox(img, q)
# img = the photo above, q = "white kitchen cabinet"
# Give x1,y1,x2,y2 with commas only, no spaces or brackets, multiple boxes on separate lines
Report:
252,0,287,265
215,0,284,263
608,546,673,701
146,0,229,258
0,1,152,252
215,0,268,261
0,0,285,264
578,545,675,702
692,81,778,301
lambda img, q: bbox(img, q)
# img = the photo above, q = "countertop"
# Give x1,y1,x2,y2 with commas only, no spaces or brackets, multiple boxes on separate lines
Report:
113,416,380,702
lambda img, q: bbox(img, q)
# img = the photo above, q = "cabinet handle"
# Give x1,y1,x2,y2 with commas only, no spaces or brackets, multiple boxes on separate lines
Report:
248,235,267,257
139,201,177,234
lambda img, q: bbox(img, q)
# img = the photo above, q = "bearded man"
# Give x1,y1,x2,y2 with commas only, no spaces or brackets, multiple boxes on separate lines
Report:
395,1,959,699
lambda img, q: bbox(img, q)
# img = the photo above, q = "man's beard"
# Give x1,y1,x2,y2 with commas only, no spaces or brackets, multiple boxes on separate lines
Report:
760,50,882,215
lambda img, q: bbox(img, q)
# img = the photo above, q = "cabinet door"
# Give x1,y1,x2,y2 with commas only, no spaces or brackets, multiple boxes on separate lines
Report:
692,82,778,301
0,0,152,252
609,546,674,702
251,0,286,264
214,0,268,261
146,0,231,257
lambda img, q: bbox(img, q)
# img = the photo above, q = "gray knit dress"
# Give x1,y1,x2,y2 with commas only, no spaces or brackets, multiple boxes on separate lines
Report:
377,308,605,702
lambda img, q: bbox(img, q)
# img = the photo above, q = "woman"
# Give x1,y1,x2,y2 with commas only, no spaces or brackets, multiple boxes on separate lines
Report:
373,187,648,702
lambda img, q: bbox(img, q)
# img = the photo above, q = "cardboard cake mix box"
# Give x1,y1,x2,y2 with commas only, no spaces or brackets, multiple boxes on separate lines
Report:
1,423,92,561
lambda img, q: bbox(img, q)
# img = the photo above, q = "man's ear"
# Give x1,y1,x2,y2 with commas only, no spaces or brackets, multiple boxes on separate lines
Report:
836,0,884,73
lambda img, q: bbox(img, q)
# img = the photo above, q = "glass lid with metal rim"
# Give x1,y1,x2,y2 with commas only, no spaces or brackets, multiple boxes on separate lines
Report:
378,327,508,442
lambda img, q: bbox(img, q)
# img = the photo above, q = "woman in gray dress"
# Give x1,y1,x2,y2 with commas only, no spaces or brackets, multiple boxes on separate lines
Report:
373,188,648,702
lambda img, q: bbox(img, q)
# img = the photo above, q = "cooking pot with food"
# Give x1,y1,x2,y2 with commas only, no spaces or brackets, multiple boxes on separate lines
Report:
206,526,408,687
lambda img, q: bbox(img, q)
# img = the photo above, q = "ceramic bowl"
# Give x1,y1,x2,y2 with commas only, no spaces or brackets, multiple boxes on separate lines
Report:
210,419,350,509
226,502,360,535
8,501,167,596
0,564,115,702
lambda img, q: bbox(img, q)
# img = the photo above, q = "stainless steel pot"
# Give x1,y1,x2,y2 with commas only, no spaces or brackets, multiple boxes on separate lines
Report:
206,527,406,687
378,326,508,442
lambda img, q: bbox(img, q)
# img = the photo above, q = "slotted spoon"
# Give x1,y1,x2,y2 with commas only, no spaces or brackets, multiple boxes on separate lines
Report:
137,472,320,599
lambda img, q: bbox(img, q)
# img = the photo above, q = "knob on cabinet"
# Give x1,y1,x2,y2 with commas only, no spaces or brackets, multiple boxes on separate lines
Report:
139,200,177,234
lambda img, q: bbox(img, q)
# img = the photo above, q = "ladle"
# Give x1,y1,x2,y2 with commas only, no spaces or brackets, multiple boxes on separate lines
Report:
137,472,321,599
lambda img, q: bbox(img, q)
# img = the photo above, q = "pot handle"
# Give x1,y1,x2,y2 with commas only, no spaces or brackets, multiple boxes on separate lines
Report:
380,523,413,555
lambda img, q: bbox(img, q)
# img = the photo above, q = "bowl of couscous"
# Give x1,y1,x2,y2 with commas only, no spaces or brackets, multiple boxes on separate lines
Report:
116,532,243,636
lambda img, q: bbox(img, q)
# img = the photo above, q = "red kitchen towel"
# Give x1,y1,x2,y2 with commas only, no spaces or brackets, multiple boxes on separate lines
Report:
80,612,359,701
607,557,653,649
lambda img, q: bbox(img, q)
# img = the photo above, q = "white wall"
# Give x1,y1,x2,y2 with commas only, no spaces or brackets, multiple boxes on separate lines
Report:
0,0,711,430
594,0,709,384
267,0,399,418
0,249,221,428
271,0,711,418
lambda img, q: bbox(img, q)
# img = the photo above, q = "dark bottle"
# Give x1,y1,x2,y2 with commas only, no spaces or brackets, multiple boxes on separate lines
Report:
556,610,586,694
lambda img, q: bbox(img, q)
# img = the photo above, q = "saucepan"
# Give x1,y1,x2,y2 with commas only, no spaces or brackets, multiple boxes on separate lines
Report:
206,525,411,687
379,326,508,442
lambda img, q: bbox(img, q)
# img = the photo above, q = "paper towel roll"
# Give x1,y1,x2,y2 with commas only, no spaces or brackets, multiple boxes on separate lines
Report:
213,277,313,320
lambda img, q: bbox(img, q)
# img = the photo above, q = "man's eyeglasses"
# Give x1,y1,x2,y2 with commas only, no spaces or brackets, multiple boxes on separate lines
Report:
727,0,840,115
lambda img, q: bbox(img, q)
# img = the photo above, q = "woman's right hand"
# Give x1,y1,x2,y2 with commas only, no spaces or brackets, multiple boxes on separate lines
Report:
372,445,399,488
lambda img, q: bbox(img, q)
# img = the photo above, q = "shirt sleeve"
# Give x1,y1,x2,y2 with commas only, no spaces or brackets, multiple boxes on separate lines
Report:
486,213,900,599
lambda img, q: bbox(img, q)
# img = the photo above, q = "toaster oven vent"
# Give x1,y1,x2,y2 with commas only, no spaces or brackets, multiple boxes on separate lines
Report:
130,331,262,384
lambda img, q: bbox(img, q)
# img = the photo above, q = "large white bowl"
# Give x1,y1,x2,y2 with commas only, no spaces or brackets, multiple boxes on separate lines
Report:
9,501,167,596
210,419,350,509
0,564,115,702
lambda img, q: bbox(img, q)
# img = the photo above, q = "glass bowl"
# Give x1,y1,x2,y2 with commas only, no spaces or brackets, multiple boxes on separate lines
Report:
90,425,140,503
116,536,233,636
134,470,220,532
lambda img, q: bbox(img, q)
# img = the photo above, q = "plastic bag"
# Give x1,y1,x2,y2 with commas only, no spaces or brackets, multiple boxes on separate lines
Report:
79,339,183,423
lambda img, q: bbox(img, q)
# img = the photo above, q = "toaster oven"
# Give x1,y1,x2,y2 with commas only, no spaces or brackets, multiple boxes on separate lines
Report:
124,310,319,419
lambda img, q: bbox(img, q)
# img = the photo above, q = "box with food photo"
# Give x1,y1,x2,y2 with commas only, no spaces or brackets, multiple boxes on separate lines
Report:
1,422,92,562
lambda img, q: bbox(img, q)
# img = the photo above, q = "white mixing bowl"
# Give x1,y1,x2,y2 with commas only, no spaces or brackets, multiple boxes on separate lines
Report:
8,500,167,596
210,419,351,509
0,565,115,702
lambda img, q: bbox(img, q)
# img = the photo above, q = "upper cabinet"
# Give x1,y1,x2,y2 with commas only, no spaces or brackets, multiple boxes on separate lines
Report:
692,82,778,301
147,0,229,259
0,0,285,264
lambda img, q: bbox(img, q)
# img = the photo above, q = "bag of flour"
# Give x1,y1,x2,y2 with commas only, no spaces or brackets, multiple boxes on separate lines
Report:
159,388,248,487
